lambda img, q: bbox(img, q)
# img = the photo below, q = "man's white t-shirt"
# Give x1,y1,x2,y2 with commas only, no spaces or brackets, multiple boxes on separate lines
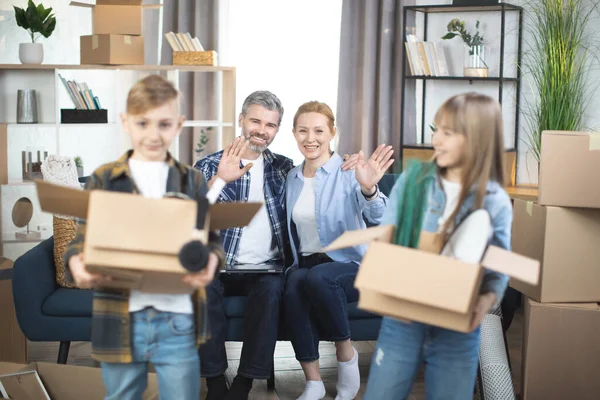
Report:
235,154,278,264
127,158,193,314
291,177,322,255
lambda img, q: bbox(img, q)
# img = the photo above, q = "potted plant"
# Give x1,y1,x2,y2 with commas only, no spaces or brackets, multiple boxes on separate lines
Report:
73,156,83,177
195,127,212,159
442,19,488,77
521,0,592,169
14,0,56,64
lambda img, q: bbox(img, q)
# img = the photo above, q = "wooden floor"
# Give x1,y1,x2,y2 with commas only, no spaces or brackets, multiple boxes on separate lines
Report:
28,309,524,400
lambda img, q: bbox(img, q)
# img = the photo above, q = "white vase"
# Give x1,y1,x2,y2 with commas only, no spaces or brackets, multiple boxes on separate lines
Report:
19,43,44,65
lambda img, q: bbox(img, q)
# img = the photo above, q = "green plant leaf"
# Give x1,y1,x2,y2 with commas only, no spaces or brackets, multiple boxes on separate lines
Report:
40,15,56,38
41,6,52,21
441,32,457,40
14,7,27,28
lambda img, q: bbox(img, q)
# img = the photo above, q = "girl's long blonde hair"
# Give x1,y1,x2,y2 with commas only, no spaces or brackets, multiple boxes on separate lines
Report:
434,92,506,238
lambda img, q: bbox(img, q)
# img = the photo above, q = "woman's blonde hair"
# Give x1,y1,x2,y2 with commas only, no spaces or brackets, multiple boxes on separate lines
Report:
126,75,179,115
433,92,505,237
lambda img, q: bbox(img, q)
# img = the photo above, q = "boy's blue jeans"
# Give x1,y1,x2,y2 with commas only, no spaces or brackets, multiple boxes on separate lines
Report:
364,316,481,400
101,308,200,400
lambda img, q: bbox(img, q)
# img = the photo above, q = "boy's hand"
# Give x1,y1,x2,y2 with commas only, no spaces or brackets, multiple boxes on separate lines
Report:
469,292,497,331
216,137,253,183
182,252,219,289
69,253,112,289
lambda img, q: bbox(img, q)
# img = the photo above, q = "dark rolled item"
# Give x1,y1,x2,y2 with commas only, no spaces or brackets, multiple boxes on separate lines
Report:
178,240,210,272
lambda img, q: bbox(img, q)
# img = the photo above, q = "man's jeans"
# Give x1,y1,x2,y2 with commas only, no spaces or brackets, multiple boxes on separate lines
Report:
364,316,481,400
101,308,200,400
199,273,284,379
283,258,359,361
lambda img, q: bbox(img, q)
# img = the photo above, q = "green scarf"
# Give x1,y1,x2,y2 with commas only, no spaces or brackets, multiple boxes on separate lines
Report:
393,160,437,249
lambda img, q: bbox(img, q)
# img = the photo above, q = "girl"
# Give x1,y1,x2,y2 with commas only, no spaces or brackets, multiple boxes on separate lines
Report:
283,101,393,400
363,92,513,400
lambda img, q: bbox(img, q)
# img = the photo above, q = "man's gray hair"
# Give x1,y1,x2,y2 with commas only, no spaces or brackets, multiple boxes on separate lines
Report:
241,91,284,126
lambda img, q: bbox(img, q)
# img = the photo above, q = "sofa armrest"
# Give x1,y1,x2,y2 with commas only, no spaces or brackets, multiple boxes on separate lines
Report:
12,237,57,338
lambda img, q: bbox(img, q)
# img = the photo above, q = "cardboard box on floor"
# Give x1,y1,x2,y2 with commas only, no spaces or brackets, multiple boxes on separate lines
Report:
539,131,600,208
511,198,600,303
71,1,161,36
522,299,600,400
0,361,158,399
35,180,260,294
80,34,145,65
324,225,540,333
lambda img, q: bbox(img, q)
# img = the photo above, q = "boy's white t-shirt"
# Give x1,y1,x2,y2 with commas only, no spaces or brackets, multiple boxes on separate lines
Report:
127,158,193,314
291,177,322,255
235,154,278,264
438,177,462,231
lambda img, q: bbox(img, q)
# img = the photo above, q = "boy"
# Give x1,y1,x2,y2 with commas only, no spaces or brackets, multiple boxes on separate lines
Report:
64,74,225,400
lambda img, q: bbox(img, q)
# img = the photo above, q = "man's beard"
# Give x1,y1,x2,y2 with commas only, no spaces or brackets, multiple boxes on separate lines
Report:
243,130,271,153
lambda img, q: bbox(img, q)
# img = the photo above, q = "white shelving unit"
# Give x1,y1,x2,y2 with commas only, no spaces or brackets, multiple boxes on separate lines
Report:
0,64,236,260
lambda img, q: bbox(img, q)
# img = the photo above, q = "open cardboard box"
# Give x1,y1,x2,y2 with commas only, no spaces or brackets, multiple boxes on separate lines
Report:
35,180,261,294
70,1,162,36
0,362,158,399
324,225,540,332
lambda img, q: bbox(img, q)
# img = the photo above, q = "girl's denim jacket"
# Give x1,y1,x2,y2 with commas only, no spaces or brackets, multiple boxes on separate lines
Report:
381,172,513,306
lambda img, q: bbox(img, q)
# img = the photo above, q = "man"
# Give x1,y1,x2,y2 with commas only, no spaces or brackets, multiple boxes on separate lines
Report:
195,91,293,400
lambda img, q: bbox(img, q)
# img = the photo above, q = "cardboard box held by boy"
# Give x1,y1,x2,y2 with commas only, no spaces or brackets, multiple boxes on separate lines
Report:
35,180,261,294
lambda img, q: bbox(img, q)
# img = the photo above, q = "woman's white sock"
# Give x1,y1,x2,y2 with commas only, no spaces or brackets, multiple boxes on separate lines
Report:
335,347,360,400
297,380,326,400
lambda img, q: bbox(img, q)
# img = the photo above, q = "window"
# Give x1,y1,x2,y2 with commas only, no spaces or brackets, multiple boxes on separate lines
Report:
224,0,343,165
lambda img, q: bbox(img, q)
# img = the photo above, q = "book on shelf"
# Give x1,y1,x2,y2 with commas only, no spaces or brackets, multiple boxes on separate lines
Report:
58,74,102,110
405,35,450,77
165,32,205,52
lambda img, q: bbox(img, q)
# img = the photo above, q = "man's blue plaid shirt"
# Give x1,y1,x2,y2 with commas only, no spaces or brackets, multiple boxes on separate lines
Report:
194,149,294,266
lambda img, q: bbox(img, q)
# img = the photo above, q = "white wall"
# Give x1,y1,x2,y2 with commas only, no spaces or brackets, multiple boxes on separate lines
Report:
415,0,600,184
225,0,343,165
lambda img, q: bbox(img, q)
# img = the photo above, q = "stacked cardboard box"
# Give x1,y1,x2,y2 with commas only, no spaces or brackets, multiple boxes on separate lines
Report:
71,1,161,65
511,131,600,399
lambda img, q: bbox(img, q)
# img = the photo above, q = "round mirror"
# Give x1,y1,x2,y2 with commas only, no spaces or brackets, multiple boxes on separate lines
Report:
12,197,34,228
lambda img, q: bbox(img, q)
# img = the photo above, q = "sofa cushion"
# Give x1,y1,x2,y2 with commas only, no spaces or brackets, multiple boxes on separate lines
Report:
53,216,78,288
224,296,379,319
42,288,94,317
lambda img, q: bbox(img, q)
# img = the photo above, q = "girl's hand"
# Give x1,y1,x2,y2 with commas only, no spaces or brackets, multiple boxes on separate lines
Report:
469,292,497,331
355,144,394,194
182,252,219,289
69,253,112,289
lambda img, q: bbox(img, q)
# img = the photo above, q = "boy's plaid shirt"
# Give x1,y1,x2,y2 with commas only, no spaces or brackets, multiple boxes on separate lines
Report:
64,151,226,363
194,149,294,266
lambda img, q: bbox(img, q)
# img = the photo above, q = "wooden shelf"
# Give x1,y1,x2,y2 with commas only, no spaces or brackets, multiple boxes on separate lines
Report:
183,120,235,128
0,64,235,72
506,185,538,202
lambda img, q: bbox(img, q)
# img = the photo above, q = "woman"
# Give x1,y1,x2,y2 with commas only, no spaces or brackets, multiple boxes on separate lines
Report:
283,101,393,400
